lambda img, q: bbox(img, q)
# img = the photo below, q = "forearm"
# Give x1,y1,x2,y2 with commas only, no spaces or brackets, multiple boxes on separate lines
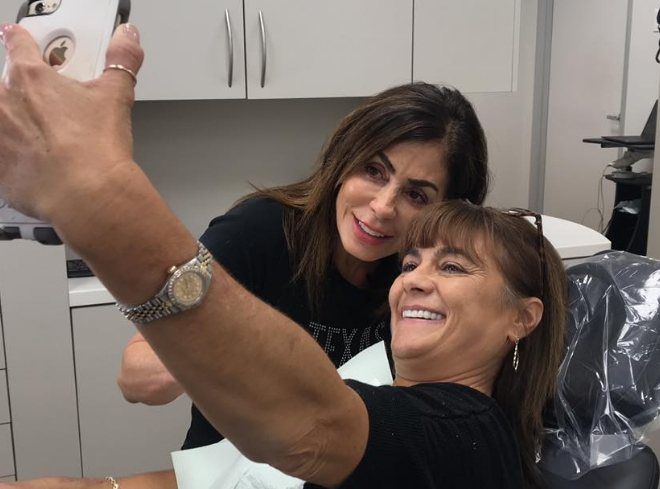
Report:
53,164,366,484
1,472,175,489
118,470,177,489
118,340,184,405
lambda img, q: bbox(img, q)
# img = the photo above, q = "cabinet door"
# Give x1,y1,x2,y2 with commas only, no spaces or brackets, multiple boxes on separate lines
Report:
72,305,191,477
414,0,521,93
245,0,413,99
0,242,80,479
0,425,14,478
132,0,245,100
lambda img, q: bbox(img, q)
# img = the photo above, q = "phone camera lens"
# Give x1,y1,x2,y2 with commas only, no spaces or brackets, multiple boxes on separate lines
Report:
35,2,44,13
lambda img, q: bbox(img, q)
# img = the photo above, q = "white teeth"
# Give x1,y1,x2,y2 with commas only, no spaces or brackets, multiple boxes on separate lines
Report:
358,220,386,238
402,309,443,321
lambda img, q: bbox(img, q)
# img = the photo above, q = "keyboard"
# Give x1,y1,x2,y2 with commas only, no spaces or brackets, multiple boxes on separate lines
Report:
66,259,94,278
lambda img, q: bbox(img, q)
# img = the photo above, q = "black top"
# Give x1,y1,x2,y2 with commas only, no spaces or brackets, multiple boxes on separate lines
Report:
304,381,523,489
182,198,398,449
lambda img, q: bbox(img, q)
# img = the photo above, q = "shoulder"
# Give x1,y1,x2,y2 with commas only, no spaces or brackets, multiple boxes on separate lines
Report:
348,381,506,423
340,381,523,488
199,197,293,291
208,197,287,236
201,198,288,254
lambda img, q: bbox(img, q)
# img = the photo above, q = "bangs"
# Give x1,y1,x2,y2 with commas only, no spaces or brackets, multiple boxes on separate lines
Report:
402,201,494,267
402,200,547,303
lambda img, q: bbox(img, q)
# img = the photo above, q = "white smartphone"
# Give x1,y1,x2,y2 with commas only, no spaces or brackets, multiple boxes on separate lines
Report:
0,0,131,244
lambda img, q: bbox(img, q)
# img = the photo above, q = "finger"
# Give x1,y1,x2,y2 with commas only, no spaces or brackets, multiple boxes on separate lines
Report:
102,23,144,90
0,23,43,65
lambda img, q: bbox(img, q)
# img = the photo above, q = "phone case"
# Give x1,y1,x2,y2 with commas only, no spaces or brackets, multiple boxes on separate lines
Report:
0,0,130,244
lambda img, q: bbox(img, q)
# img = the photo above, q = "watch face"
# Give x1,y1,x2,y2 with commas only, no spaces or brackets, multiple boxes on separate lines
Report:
171,270,206,307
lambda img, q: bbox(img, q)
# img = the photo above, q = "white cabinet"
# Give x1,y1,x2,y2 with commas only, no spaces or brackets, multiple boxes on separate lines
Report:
132,0,245,101
0,239,193,479
136,0,413,100
0,425,14,478
0,316,5,370
0,241,80,480
414,0,521,93
0,371,10,424
1,1,522,99
244,0,413,99
72,305,191,477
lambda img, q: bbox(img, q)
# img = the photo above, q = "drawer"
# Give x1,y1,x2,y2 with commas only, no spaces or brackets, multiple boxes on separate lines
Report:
0,475,15,481
0,371,8,424
0,424,14,477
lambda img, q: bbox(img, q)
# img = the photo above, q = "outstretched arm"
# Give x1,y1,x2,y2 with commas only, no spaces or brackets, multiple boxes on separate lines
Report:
1,470,177,489
118,333,184,405
0,24,368,487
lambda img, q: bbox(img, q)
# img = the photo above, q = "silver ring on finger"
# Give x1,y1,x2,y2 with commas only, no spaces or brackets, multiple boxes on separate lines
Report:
104,64,138,85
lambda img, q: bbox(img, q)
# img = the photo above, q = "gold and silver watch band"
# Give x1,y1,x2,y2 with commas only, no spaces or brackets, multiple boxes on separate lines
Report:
116,242,213,324
105,477,119,489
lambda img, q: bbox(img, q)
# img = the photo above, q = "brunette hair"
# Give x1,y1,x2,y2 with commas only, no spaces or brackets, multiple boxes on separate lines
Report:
402,200,567,488
243,82,490,306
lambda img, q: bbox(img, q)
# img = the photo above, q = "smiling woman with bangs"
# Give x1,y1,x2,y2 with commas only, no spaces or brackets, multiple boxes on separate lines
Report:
117,82,490,460
387,201,567,487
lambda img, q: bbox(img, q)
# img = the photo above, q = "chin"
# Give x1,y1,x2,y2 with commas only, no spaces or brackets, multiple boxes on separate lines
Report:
390,337,432,361
348,246,387,263
342,238,391,264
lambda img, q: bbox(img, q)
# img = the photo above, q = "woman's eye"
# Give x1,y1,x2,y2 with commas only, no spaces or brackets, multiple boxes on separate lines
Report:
364,163,384,180
441,263,465,274
401,261,417,273
406,189,429,205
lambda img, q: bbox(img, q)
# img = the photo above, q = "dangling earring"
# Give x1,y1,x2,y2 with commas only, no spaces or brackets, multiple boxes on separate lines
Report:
512,339,520,372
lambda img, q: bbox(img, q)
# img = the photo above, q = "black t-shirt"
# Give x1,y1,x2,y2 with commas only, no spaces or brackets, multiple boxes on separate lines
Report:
304,381,523,489
182,198,398,449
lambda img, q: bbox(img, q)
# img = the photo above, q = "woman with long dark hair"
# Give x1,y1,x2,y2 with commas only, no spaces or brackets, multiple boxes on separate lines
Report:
117,82,490,457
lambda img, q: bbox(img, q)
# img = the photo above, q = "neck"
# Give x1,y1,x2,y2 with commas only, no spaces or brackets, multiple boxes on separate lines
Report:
392,363,499,397
333,245,377,288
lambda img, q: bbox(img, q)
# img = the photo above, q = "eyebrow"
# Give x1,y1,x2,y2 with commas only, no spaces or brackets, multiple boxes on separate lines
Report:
376,152,440,193
403,246,479,266
402,247,421,260
434,246,480,266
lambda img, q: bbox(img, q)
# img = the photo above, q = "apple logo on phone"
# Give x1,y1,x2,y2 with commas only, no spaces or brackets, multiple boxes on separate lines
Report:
44,36,74,69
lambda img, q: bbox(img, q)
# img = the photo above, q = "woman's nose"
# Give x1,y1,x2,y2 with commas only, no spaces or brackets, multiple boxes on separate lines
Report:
402,267,434,294
370,186,397,220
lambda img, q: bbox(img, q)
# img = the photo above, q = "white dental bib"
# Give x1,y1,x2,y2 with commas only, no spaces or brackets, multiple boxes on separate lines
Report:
171,341,393,489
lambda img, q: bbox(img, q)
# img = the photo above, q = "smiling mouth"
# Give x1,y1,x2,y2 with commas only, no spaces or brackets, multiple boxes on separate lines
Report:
401,309,445,321
355,217,391,239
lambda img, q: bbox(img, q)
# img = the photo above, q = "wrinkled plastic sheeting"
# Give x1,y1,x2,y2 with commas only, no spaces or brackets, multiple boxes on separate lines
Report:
539,251,660,479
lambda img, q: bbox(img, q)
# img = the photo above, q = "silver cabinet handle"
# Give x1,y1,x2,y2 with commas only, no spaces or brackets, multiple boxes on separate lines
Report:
225,9,233,88
606,113,621,121
258,10,267,88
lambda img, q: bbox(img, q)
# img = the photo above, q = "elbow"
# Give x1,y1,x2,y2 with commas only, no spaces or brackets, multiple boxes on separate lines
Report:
245,418,333,482
116,372,143,404
116,371,181,406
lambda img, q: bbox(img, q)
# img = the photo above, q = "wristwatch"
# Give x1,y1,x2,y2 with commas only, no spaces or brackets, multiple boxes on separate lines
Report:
116,241,213,324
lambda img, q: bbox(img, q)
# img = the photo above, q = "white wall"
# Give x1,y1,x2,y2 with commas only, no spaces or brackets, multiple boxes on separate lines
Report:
623,0,659,173
131,98,359,238
543,0,628,231
626,0,660,260
648,72,660,259
466,0,539,209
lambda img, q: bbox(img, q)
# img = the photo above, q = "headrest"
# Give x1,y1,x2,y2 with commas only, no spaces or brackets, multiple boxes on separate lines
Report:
540,251,660,478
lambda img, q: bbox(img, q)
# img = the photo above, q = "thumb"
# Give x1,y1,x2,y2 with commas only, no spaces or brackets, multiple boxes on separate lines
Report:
101,23,143,89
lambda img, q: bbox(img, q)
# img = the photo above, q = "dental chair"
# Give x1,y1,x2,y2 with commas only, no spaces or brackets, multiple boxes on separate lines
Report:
538,252,660,489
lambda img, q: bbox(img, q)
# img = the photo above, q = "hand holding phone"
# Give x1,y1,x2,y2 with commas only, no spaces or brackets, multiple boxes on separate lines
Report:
0,0,131,244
